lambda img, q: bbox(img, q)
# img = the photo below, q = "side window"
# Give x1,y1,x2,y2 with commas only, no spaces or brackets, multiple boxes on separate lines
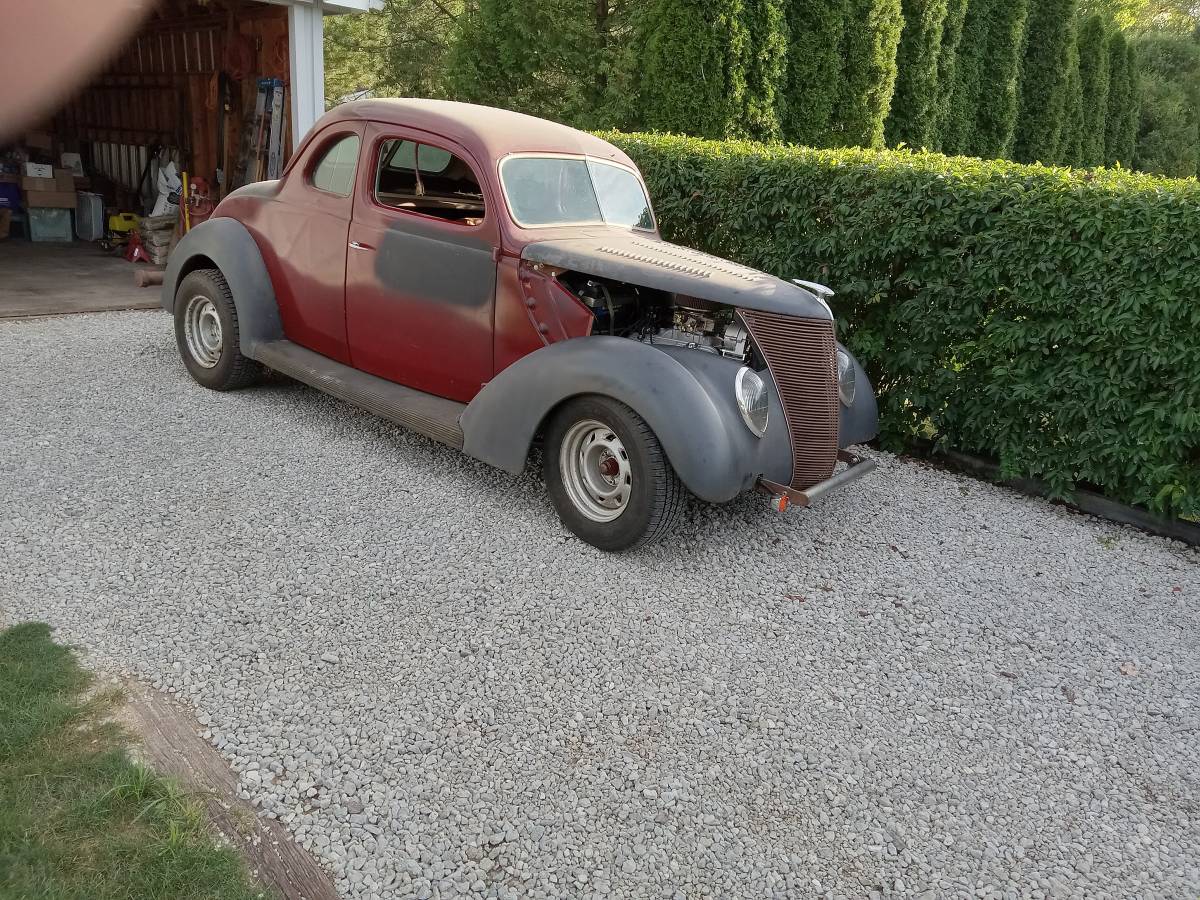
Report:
373,138,485,225
309,134,360,196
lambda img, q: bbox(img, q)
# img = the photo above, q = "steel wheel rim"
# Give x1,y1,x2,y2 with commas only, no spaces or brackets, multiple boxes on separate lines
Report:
183,294,223,369
559,418,633,523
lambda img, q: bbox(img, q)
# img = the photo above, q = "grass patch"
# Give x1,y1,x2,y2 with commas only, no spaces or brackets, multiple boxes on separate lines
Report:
0,622,268,900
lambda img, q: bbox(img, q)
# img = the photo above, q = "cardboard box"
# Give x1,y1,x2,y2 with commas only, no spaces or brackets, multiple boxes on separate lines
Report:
21,175,57,192
24,162,52,178
53,168,74,191
24,190,76,209
0,173,18,184
61,153,84,177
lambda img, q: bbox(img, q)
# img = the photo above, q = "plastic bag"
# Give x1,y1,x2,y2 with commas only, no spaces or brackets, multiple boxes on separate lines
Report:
151,161,181,217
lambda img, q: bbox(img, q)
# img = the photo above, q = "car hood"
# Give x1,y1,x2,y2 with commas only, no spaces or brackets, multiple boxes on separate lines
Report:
520,231,832,319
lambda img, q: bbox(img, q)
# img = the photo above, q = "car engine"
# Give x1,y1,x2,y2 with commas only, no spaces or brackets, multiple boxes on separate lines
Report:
558,273,751,362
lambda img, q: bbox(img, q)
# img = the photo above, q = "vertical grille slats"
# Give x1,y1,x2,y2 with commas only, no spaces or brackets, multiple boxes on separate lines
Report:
739,310,839,489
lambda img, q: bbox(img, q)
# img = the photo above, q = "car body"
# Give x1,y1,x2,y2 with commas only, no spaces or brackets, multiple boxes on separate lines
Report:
162,99,878,550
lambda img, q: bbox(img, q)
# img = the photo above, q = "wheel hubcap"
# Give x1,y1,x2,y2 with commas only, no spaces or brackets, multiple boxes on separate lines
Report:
559,419,632,523
183,294,223,368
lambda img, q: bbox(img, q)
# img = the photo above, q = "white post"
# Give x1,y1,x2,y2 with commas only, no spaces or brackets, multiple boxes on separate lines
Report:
287,0,326,150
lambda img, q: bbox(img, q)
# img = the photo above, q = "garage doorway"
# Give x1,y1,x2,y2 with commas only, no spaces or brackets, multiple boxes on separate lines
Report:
0,0,376,318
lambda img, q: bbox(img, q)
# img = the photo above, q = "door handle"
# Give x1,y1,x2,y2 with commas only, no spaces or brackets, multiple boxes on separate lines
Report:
348,240,374,251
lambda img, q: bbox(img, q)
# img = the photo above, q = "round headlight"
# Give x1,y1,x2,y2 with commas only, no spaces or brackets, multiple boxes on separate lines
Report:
837,349,856,406
735,367,769,438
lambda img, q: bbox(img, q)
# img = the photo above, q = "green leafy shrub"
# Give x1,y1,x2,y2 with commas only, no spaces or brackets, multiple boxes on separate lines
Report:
602,130,1200,517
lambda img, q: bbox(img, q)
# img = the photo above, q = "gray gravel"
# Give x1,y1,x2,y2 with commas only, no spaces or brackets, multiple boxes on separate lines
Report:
2,310,1198,900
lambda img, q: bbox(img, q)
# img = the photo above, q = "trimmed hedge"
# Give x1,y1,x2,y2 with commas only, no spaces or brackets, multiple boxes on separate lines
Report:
602,130,1200,517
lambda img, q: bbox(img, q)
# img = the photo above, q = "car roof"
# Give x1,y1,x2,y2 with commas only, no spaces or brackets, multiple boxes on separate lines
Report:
313,98,637,170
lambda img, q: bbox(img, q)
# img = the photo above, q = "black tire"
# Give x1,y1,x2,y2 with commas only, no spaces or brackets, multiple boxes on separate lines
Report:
544,395,686,552
173,268,263,391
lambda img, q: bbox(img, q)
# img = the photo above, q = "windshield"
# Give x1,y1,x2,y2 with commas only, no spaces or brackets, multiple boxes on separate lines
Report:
500,156,655,230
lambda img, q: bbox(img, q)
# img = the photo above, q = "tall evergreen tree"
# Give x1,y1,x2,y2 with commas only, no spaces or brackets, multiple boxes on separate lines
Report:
831,0,905,148
1012,0,1077,164
972,0,1031,158
446,0,518,109
885,0,950,148
1076,13,1112,165
941,0,989,154
1104,30,1136,164
633,0,749,138
741,0,789,140
1133,31,1200,177
932,0,970,150
1119,39,1141,162
1061,27,1086,165
779,0,850,145
447,0,601,123
325,2,462,103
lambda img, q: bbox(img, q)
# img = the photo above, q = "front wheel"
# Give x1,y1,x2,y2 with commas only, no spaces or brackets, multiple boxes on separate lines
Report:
173,268,263,391
544,396,686,552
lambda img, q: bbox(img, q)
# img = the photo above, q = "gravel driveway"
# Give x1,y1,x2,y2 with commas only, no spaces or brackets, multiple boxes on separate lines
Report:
1,311,1197,900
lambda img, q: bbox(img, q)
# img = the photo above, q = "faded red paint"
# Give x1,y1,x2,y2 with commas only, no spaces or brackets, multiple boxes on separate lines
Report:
213,99,650,403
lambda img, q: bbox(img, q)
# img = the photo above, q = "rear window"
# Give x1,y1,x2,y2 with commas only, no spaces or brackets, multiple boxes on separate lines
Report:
310,134,360,196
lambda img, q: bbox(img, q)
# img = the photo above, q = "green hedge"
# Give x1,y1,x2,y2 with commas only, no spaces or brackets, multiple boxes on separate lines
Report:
602,130,1200,517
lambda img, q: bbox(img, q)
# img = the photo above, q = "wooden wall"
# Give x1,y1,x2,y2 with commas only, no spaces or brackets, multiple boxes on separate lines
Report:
48,0,291,200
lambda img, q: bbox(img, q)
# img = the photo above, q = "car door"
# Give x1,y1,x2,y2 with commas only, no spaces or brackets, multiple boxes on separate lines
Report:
344,122,498,403
246,123,363,365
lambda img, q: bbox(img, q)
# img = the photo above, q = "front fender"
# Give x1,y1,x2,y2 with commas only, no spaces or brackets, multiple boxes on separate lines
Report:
160,217,283,357
837,344,879,447
460,337,794,503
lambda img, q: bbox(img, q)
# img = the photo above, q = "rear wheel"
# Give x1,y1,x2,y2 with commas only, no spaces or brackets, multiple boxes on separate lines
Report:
544,396,686,552
173,268,263,391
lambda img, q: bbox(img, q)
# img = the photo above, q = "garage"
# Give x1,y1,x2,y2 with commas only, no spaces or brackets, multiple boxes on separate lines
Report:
0,0,377,318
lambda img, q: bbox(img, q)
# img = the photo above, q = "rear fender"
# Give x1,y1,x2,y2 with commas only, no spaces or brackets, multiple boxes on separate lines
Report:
161,217,282,357
460,337,794,503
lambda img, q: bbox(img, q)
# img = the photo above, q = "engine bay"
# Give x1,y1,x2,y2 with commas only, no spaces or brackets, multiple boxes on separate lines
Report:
556,271,752,363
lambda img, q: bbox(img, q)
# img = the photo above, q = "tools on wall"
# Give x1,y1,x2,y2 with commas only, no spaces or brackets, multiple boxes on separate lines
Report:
233,77,286,190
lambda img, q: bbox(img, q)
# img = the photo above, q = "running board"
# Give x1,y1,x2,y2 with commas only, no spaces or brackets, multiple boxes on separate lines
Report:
253,340,466,450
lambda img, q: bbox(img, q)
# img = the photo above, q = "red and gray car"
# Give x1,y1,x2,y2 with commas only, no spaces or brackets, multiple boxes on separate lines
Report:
162,99,878,551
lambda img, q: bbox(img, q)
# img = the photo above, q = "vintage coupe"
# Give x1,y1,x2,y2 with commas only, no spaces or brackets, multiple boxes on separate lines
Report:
163,99,878,551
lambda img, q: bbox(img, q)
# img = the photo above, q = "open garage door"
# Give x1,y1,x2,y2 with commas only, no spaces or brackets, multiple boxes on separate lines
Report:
0,0,378,319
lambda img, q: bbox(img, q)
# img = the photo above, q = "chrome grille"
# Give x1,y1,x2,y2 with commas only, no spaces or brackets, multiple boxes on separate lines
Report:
739,310,839,489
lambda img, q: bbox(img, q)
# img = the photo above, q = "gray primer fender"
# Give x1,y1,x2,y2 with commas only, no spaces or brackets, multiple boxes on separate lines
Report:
160,218,283,357
837,345,880,447
460,337,794,503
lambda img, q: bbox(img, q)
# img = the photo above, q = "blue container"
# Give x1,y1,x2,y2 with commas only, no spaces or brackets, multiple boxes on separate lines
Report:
29,207,73,242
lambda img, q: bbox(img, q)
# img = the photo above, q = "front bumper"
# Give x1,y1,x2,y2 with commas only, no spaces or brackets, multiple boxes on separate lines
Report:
756,450,876,510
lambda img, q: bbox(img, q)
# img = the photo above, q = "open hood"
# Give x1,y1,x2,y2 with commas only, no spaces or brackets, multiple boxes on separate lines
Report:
521,231,832,320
